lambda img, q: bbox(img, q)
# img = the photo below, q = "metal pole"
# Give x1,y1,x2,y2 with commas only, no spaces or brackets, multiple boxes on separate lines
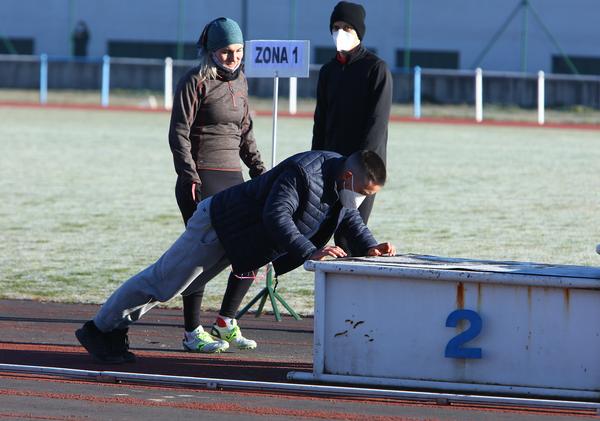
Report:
176,0,184,59
288,0,297,115
403,0,412,72
39,54,48,105
413,66,421,119
288,371,600,402
101,55,110,107
289,0,297,39
271,75,279,168
527,2,579,75
164,57,173,110
0,33,17,54
475,67,483,122
537,70,545,125
68,0,74,56
289,77,297,115
241,0,248,39
4,363,600,409
471,1,522,69
520,1,529,73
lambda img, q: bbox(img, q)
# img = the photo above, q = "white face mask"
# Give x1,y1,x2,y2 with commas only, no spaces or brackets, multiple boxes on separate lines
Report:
211,52,241,73
332,30,357,52
339,174,366,209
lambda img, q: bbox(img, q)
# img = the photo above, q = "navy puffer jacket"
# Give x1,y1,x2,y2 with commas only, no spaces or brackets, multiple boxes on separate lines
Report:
209,151,378,274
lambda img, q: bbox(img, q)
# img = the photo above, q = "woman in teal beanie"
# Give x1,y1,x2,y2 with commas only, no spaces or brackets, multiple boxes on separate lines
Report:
168,17,266,354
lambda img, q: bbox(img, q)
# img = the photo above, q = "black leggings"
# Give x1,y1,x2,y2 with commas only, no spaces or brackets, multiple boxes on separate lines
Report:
176,170,255,331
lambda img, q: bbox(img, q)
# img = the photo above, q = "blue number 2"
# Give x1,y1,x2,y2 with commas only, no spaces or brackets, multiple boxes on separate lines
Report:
444,309,482,359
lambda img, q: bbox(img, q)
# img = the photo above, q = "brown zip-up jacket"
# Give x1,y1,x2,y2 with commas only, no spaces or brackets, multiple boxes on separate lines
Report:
168,66,266,185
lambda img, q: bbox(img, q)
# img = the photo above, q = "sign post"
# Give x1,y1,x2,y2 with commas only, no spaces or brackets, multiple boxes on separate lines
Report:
238,40,310,322
271,74,279,169
244,40,310,168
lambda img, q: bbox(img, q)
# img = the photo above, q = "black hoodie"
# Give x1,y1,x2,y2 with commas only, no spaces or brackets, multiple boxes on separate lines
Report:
312,44,392,163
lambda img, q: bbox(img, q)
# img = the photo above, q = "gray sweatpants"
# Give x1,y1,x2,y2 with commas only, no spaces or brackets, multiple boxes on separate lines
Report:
94,197,230,332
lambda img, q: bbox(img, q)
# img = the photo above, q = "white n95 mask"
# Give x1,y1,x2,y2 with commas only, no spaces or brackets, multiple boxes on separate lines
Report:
339,175,366,209
332,30,356,52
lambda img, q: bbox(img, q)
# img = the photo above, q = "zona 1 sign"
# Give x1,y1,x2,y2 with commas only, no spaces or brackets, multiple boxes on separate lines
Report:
244,40,310,78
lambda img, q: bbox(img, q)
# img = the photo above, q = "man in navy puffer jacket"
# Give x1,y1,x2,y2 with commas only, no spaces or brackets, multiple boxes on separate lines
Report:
76,150,396,364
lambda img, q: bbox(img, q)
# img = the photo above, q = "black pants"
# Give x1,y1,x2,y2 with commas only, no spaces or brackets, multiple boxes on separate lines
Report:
175,170,255,331
334,194,376,256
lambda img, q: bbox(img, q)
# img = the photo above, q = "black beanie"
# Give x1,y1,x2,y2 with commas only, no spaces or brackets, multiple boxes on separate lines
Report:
330,1,366,40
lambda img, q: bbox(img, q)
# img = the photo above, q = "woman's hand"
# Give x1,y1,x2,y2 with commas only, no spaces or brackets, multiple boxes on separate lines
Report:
191,182,202,203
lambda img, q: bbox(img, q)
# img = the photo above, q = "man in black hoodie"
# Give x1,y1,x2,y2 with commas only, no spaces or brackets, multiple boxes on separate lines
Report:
312,1,393,256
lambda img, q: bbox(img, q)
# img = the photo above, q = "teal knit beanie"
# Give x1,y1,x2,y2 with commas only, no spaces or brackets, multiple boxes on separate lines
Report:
205,18,244,51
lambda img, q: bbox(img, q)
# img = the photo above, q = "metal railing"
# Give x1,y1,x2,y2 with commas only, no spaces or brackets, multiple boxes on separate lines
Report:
1,53,599,122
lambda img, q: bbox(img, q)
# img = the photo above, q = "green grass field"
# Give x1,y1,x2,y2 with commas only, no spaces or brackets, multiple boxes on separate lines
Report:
0,106,598,315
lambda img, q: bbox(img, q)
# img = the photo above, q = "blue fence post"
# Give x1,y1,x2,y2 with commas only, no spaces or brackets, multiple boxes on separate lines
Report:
39,54,48,105
101,55,110,107
413,66,421,119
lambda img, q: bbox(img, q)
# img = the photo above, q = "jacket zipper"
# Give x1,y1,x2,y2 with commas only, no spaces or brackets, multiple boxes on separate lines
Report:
228,81,237,108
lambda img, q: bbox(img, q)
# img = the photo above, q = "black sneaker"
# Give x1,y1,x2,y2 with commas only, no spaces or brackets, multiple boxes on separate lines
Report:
106,328,136,363
75,320,136,364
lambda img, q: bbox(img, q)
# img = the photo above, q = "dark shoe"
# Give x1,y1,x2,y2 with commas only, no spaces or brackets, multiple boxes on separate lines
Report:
106,328,136,363
76,320,136,364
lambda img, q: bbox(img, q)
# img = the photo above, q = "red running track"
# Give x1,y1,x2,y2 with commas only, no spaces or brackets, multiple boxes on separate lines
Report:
1,100,599,131
0,299,598,420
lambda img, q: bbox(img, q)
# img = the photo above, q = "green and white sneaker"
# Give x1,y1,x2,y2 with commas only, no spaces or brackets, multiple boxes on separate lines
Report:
211,319,257,350
183,326,229,353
